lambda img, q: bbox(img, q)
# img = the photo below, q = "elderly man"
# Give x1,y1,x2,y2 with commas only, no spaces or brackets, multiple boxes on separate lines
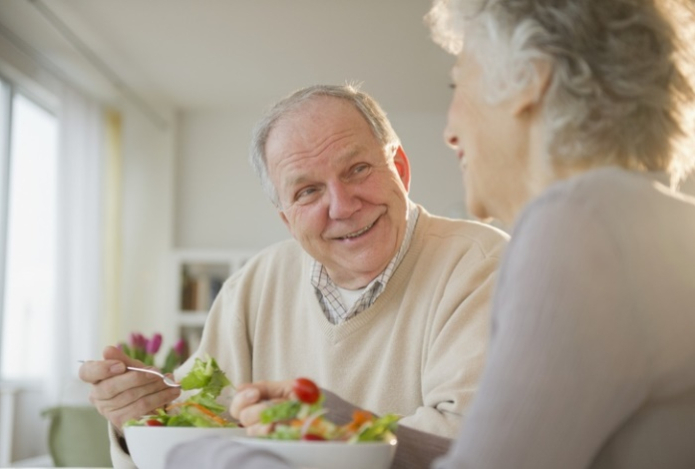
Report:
80,84,508,468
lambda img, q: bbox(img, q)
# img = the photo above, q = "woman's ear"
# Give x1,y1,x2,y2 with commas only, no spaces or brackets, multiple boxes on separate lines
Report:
512,59,552,116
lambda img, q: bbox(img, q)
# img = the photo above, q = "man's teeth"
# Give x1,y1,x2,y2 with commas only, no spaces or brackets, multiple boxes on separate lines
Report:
343,221,375,239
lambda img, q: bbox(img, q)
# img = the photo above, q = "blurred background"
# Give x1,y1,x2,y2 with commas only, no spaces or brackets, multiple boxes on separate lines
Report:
0,0,469,465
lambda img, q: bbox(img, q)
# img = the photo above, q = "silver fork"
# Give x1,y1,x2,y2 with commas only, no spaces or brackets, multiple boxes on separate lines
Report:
78,360,181,387
126,366,181,388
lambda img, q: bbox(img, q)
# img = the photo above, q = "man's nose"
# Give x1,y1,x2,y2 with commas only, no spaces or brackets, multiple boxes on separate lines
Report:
327,181,360,220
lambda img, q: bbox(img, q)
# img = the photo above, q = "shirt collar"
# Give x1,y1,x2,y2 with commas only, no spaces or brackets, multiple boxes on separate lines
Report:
311,201,420,323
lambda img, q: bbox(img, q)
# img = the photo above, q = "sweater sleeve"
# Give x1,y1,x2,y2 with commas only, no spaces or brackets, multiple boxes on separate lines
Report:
108,424,136,469
435,197,648,469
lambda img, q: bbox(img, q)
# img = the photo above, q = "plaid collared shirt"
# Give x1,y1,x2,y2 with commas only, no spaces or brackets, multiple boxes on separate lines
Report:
311,202,420,324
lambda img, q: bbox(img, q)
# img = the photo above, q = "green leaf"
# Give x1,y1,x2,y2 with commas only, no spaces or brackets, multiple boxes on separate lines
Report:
260,400,302,424
179,355,230,395
264,424,301,440
353,414,400,442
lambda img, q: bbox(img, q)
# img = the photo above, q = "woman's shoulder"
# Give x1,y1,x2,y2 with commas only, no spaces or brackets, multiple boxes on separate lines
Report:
518,167,683,229
538,166,660,203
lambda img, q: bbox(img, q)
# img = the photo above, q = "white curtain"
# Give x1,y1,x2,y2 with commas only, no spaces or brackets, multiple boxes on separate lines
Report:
48,85,105,404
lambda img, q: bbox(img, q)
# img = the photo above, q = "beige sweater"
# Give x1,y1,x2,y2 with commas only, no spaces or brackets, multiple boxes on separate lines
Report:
110,206,508,468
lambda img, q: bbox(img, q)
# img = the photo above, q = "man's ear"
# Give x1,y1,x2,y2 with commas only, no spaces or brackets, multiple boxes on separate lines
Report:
512,59,552,116
393,146,411,191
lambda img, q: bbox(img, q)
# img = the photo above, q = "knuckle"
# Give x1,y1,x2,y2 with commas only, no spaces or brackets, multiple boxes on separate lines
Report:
239,408,256,426
230,398,244,419
135,390,173,416
247,423,272,437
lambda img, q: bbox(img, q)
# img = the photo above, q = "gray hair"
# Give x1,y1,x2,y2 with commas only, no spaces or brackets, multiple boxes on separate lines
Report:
249,84,402,207
427,0,695,186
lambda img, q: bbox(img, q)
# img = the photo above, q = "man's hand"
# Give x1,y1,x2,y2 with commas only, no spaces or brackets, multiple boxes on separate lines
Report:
78,345,181,431
230,380,295,436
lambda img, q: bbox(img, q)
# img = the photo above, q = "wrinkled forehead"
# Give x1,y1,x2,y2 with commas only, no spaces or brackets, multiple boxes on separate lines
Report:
270,96,358,137
271,97,381,150
266,97,380,165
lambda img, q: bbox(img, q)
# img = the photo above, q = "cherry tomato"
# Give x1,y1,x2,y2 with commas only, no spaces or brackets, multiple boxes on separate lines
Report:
292,377,320,404
145,419,164,426
302,433,326,441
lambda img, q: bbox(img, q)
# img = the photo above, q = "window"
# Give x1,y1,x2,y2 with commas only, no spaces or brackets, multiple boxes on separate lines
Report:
0,78,59,381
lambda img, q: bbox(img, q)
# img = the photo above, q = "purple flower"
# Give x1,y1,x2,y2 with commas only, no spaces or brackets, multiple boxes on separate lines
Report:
130,332,147,350
146,333,163,355
173,338,186,356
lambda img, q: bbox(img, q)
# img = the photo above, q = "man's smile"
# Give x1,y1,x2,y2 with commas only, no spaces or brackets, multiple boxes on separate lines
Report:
335,218,377,240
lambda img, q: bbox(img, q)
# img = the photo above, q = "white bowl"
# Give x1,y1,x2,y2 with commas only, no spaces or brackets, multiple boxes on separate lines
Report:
124,426,247,469
231,437,397,469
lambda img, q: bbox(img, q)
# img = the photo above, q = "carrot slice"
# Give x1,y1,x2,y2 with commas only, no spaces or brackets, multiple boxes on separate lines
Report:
344,410,374,433
165,401,229,426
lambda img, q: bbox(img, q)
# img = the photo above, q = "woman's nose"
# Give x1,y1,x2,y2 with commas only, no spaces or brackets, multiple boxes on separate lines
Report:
445,130,459,149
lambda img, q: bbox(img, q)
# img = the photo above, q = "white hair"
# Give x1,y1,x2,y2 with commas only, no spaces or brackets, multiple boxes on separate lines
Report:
427,0,695,186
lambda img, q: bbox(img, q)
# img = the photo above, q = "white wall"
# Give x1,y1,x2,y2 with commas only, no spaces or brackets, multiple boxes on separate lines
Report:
117,104,179,346
174,108,470,249
175,110,284,249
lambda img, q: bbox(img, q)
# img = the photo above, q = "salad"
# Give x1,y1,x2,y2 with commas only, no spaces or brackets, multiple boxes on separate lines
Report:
124,354,237,428
260,377,400,443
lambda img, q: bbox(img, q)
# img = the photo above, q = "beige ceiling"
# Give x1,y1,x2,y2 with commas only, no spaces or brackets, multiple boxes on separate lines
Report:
0,0,455,115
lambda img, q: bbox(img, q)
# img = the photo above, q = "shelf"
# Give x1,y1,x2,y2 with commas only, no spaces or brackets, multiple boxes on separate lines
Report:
177,311,209,327
170,249,257,359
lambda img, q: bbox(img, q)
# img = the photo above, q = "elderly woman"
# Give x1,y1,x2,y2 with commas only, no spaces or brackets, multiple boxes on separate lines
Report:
167,0,695,468
427,0,695,467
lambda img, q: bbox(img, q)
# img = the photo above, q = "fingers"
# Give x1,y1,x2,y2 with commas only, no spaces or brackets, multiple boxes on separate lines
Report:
90,376,181,429
244,380,295,401
90,366,164,401
230,387,261,421
246,422,275,437
237,398,286,429
102,345,146,367
230,380,293,419
81,345,180,430
237,400,274,428
78,359,126,384
78,345,148,384
105,388,180,429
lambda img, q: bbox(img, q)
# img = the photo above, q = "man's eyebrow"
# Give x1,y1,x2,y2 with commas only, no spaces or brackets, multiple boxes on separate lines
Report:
335,147,361,164
285,147,363,188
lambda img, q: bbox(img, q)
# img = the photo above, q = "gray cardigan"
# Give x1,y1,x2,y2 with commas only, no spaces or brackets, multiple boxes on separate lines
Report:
437,167,695,468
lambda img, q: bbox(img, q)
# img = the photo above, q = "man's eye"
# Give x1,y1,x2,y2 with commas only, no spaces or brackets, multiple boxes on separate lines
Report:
352,164,370,176
296,187,318,201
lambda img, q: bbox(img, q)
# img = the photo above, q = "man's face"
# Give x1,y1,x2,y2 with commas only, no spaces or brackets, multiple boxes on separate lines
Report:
265,96,411,289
